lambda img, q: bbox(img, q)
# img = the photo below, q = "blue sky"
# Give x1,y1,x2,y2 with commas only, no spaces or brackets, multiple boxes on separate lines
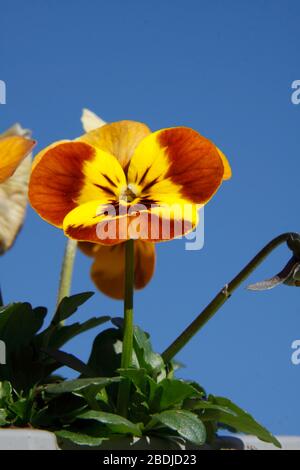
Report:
1,0,300,435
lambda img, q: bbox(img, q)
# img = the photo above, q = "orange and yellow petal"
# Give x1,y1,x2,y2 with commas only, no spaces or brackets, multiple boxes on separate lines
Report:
78,120,151,171
63,199,130,244
31,140,69,171
90,240,155,299
0,136,36,183
127,127,227,206
217,147,232,180
127,202,199,242
29,141,126,227
65,199,199,244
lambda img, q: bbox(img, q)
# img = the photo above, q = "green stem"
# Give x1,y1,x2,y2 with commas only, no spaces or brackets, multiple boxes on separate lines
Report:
56,238,77,307
117,239,135,417
162,232,299,363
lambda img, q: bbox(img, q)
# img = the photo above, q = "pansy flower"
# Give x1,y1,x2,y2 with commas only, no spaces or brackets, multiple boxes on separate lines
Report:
76,110,156,299
29,114,231,297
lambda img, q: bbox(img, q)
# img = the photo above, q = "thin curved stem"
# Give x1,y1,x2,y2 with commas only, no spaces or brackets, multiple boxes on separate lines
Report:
56,238,77,307
162,232,299,363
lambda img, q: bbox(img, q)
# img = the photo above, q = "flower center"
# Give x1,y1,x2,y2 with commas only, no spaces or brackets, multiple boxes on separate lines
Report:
119,183,140,203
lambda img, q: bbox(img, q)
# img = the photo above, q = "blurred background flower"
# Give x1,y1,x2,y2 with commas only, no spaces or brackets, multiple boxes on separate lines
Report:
0,124,35,254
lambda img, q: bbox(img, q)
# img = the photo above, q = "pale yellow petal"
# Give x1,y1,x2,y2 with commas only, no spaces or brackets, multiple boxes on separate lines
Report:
81,108,106,133
78,121,151,170
0,154,31,254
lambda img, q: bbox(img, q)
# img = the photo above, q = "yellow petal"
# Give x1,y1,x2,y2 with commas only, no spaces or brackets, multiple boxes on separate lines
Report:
217,147,232,180
63,199,129,244
78,120,151,170
0,136,36,183
127,127,225,206
81,108,106,132
90,241,155,299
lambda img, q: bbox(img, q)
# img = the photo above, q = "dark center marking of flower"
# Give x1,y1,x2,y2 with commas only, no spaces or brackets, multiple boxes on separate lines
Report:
102,174,118,188
138,166,151,185
142,176,160,193
94,183,115,196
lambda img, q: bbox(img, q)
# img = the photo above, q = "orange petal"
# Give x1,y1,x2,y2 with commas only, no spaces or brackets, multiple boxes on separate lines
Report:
78,241,100,257
90,240,155,299
124,203,199,242
68,200,198,244
0,136,36,183
134,240,156,290
29,141,125,227
78,120,151,170
31,140,69,171
127,127,225,205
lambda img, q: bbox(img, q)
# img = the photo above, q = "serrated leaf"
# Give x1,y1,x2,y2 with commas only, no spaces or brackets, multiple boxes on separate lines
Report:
202,396,281,448
56,429,106,447
45,377,120,395
0,303,47,351
0,381,12,401
78,410,142,436
153,379,200,412
0,408,8,425
43,348,96,376
133,325,164,375
52,292,94,324
118,368,148,392
151,410,206,446
47,315,111,349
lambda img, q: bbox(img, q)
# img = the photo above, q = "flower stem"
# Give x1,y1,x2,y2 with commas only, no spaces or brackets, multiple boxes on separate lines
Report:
117,239,135,417
162,232,299,363
56,238,77,307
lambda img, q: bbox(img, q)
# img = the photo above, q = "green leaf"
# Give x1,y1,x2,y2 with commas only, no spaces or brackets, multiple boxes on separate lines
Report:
0,381,12,401
47,316,111,349
45,377,121,395
201,396,281,448
118,368,148,392
55,429,107,447
0,304,47,390
86,328,123,377
133,325,165,375
35,393,87,425
150,410,206,446
0,408,8,426
78,410,142,436
52,292,94,325
0,303,47,351
153,379,200,412
9,398,29,420
43,348,96,376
